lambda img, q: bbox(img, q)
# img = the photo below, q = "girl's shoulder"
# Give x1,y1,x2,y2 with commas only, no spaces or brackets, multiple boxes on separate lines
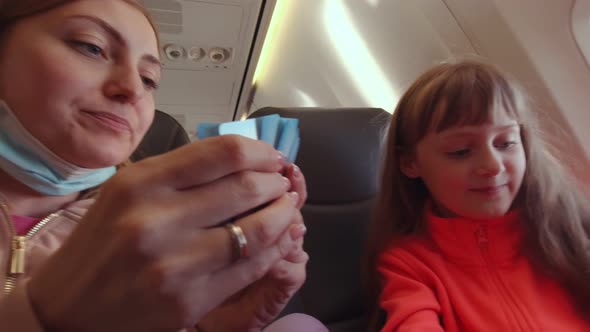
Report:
379,233,441,265
377,234,445,283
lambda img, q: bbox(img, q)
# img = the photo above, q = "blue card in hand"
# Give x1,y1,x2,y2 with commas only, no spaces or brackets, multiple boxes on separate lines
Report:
196,114,300,162
196,123,219,140
276,118,299,158
218,118,258,140
256,114,280,146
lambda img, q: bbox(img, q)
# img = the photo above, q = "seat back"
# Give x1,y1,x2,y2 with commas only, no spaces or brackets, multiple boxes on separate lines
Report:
131,110,190,161
249,107,390,331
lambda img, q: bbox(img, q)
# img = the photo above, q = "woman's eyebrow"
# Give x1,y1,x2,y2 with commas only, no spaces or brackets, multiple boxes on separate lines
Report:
65,15,162,70
142,54,162,70
66,15,125,45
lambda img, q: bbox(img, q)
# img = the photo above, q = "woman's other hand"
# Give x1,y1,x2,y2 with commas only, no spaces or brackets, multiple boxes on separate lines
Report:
197,165,309,332
197,240,308,332
27,135,303,332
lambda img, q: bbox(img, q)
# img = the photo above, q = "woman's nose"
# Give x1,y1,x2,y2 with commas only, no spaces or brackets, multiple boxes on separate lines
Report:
103,64,144,104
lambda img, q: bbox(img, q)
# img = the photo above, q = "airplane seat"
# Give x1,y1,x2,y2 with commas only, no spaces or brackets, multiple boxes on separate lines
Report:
131,109,191,161
248,107,391,332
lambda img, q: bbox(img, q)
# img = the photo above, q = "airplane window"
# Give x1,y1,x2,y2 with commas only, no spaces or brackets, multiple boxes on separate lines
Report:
571,0,590,67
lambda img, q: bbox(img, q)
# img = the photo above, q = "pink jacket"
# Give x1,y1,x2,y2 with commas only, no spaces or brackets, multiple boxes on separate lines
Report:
0,197,95,331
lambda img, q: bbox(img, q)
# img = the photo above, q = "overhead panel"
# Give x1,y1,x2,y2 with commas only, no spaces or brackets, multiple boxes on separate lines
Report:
141,0,263,139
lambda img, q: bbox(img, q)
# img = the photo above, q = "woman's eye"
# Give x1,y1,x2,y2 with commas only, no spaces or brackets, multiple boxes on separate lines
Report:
141,76,159,90
447,149,470,158
72,41,104,57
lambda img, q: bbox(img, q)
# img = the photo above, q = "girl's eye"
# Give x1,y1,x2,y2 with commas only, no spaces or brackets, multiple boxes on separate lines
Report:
141,76,159,90
447,149,470,158
72,41,104,58
496,141,518,150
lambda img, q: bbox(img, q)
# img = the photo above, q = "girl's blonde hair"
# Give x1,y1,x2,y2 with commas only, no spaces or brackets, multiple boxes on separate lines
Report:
366,59,590,327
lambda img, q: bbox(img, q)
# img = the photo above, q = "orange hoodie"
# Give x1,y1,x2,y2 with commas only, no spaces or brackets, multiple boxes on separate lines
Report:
377,211,589,331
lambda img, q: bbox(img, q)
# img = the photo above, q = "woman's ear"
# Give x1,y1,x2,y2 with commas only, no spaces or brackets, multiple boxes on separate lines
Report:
400,155,420,179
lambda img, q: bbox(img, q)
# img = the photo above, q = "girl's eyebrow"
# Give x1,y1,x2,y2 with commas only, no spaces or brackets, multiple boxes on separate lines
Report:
439,124,519,139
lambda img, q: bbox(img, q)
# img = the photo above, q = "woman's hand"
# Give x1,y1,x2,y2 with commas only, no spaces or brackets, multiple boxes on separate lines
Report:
27,135,304,332
197,165,309,332
197,242,308,332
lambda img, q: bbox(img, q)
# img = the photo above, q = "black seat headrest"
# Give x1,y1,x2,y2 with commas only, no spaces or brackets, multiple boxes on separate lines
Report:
131,109,190,161
251,107,390,204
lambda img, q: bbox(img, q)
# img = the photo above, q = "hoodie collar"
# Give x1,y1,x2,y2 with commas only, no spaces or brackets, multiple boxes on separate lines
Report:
427,209,523,266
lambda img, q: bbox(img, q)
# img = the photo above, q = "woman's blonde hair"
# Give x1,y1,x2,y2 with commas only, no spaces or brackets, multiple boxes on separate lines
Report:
0,0,157,168
0,0,159,48
366,59,590,327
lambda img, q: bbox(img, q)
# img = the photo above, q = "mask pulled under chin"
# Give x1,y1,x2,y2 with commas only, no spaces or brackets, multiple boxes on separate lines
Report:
0,100,116,196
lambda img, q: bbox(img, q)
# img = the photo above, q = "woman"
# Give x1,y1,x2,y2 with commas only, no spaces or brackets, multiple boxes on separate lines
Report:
0,0,326,331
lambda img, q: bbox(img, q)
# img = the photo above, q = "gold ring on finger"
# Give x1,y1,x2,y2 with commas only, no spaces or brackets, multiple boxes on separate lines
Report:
224,222,248,261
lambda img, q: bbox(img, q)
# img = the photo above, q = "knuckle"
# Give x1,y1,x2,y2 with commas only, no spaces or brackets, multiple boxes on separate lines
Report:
236,172,263,199
220,135,249,168
295,268,307,288
167,297,193,328
146,265,193,326
253,218,275,247
116,221,145,251
248,258,271,282
301,251,310,264
293,210,303,223
300,190,308,205
172,298,194,327
272,264,289,279
278,236,296,258
115,215,156,257
146,263,169,292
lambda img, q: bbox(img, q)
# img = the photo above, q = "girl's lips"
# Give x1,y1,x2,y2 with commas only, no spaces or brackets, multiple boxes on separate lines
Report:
469,184,507,194
82,110,131,133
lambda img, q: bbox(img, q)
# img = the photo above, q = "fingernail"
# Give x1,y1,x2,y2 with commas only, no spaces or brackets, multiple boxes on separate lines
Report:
288,191,299,205
290,224,307,240
292,164,301,178
282,176,291,188
277,151,288,165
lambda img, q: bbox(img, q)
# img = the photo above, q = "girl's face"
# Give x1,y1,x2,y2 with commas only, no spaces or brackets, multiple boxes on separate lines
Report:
402,109,527,220
0,0,160,168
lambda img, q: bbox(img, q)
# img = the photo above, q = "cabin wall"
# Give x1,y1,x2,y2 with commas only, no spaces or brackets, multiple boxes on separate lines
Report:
244,0,590,183
244,0,474,114
445,0,590,181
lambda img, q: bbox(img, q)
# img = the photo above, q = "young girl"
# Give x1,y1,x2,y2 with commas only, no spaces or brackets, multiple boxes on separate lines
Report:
367,60,590,331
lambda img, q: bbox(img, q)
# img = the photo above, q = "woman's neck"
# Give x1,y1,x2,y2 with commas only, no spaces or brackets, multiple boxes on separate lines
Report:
0,169,79,218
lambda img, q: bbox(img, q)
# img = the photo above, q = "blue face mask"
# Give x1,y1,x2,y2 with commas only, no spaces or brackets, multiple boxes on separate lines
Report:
0,100,116,196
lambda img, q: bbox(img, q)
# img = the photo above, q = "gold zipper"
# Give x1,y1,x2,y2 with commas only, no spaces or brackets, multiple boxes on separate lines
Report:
1,201,59,294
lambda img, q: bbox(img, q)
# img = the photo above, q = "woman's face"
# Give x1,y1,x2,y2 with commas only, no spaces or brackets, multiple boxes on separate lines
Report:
0,0,160,168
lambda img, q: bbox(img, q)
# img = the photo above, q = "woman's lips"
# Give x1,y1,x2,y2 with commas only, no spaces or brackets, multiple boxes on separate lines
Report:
82,110,131,133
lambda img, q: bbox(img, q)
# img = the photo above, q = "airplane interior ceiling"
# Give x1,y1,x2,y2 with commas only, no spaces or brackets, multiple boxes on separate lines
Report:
141,0,263,139
246,0,474,113
145,0,590,178
243,0,590,178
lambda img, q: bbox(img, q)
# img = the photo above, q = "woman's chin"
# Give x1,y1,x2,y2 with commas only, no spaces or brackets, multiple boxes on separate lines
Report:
61,146,133,169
